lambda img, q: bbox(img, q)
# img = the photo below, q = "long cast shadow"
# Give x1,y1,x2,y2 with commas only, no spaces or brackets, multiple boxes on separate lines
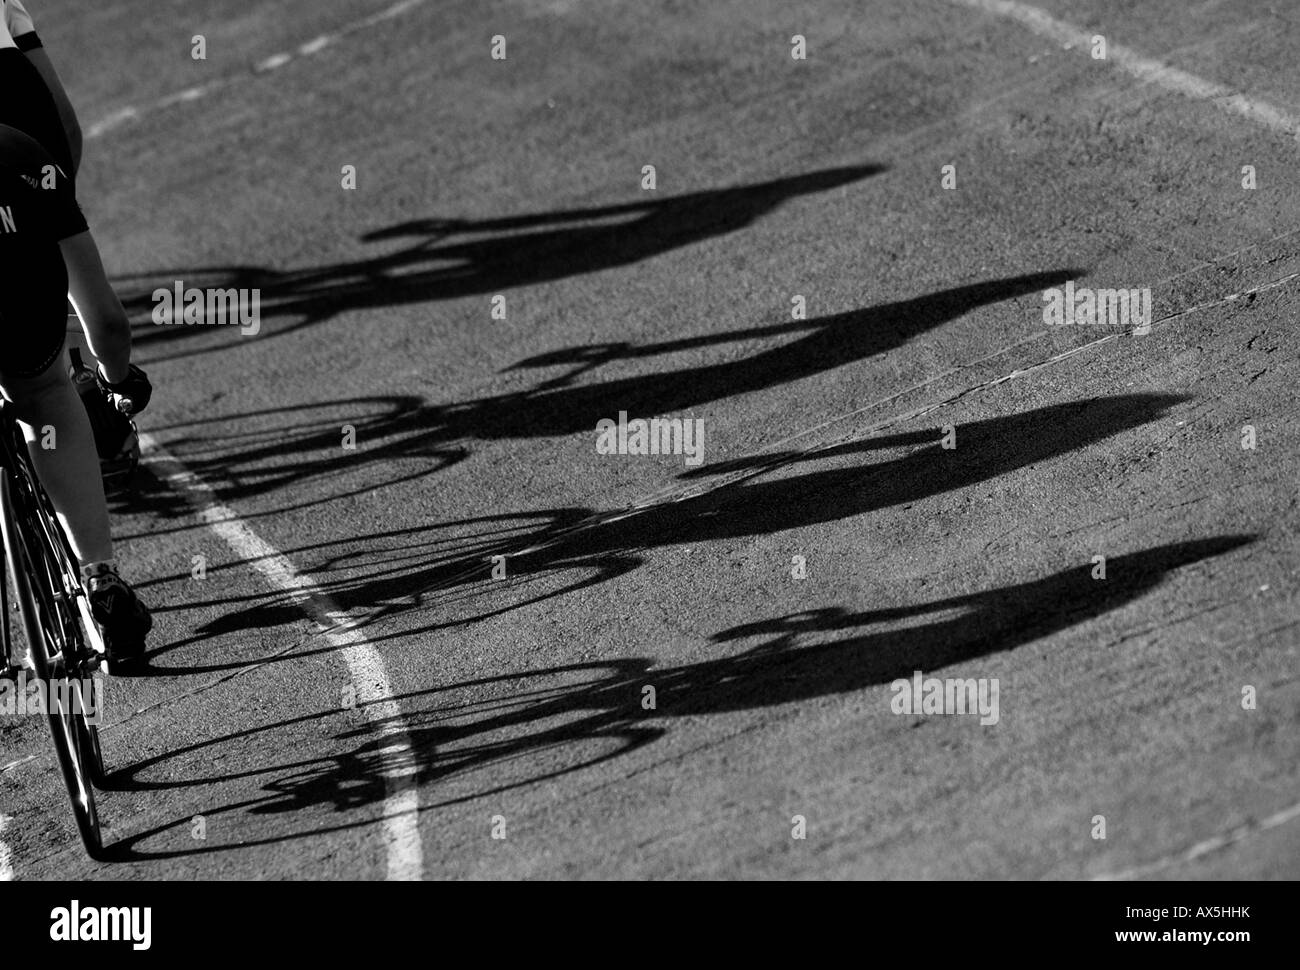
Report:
135,392,1185,671
121,267,1080,528
99,534,1253,861
115,267,1078,541
116,165,886,361
429,268,1078,440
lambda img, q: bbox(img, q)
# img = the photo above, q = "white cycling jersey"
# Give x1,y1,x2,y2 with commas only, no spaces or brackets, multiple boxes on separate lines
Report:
0,0,38,51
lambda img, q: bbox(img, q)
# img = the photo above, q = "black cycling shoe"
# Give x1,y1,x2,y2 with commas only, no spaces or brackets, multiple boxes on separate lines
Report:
85,569,152,668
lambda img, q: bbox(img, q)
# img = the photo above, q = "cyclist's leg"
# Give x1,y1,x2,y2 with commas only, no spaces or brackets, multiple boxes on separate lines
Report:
0,348,149,664
0,355,114,567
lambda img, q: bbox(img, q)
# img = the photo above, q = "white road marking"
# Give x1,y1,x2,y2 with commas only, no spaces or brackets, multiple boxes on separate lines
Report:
140,433,424,881
1094,797,1300,880
947,0,1300,138
157,86,212,109
85,106,140,139
0,814,13,881
298,36,334,57
88,0,1298,141
255,52,294,73
357,0,427,26
86,0,433,139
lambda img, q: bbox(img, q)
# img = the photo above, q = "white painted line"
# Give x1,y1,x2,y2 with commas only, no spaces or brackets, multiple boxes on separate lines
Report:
86,0,432,140
947,0,1300,138
1094,797,1300,880
140,433,424,880
256,52,293,73
0,814,13,881
85,106,140,139
158,86,210,108
355,0,427,29
298,36,333,56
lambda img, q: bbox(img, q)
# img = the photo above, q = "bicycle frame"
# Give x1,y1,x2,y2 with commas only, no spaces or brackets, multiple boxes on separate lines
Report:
0,404,105,666
0,398,107,858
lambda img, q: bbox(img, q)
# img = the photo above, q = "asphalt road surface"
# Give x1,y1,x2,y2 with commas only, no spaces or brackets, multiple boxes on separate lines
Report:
2,0,1297,880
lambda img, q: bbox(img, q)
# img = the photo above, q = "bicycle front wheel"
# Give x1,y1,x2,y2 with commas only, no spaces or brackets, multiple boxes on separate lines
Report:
0,475,103,859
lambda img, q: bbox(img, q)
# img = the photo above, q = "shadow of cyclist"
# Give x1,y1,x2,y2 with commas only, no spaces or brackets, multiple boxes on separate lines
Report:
118,164,886,360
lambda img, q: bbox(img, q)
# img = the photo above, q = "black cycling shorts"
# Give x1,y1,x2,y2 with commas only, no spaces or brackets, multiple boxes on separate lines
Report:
0,45,82,382
1,246,70,381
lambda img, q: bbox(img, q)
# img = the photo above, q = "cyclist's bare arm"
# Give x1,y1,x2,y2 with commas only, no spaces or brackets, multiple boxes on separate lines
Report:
61,230,130,383
22,46,80,173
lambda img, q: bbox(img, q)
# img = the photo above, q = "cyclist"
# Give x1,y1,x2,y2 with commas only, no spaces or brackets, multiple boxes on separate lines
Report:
0,3,151,666
0,123,153,666
1,2,139,482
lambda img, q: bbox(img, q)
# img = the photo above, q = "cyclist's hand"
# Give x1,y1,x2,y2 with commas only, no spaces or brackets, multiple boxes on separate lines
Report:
96,363,152,416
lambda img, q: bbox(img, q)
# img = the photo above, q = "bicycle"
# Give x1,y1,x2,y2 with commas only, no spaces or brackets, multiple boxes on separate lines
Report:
0,395,109,859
